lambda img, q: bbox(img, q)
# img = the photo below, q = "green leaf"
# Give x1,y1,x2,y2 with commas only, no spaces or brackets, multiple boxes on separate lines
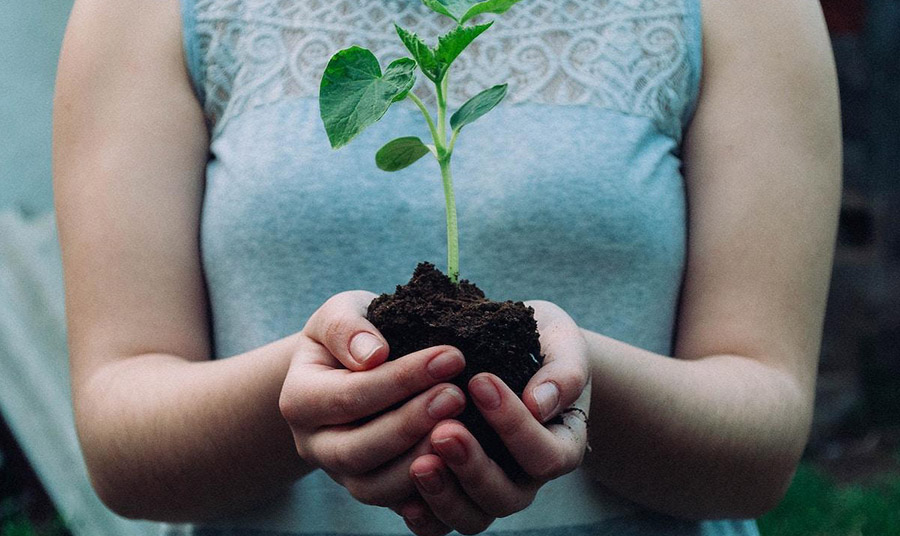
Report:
319,47,417,149
375,137,431,171
395,24,441,81
450,83,507,132
421,0,456,21
422,0,524,24
435,22,492,70
458,0,523,23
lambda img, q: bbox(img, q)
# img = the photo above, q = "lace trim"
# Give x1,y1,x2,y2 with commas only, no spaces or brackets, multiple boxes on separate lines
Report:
191,0,696,140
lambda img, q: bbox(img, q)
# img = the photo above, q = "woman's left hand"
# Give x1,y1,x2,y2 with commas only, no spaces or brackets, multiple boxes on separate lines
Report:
397,300,592,535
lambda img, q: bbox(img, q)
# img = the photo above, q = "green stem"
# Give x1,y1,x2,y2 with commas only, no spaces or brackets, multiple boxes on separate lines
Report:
436,74,449,147
407,92,440,150
431,72,459,282
439,156,459,283
448,128,459,154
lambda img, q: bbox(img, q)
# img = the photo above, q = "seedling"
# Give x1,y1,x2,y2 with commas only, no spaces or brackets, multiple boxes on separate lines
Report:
319,0,524,283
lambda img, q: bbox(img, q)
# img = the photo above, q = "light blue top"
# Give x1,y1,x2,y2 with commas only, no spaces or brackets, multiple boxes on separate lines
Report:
178,0,760,534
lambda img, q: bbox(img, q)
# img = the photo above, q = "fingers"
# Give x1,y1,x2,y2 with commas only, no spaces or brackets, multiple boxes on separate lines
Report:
413,377,586,532
303,291,389,370
407,369,587,534
523,300,591,423
396,499,452,536
305,384,466,475
282,345,465,427
331,437,433,507
409,454,495,535
430,422,538,518
469,374,587,481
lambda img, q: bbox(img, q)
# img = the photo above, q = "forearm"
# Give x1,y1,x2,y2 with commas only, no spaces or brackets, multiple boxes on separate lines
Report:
581,329,811,519
73,333,311,522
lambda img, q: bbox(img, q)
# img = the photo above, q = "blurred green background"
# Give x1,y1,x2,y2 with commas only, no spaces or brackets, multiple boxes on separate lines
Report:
1,0,899,535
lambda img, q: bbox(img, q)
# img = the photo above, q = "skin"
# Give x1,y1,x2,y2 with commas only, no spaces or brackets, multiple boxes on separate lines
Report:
400,0,842,530
53,0,840,532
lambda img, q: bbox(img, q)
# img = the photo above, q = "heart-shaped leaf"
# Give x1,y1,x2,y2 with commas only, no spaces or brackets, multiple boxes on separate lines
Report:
450,83,508,132
435,22,492,69
423,0,523,24
319,47,417,149
395,24,441,81
376,137,431,171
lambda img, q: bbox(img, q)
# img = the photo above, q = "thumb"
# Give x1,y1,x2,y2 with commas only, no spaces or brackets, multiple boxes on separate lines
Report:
303,290,390,371
523,301,591,423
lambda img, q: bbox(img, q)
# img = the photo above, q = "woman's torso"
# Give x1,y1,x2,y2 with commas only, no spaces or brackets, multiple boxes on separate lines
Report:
178,0,758,534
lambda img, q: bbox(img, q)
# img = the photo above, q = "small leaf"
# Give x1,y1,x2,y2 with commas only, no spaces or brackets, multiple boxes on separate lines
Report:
319,47,417,149
376,137,431,171
422,0,457,21
435,22,492,70
458,0,523,24
395,24,441,81
422,0,524,24
450,83,508,132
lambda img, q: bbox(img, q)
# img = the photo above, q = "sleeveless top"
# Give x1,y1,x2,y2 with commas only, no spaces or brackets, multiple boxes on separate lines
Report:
177,0,760,534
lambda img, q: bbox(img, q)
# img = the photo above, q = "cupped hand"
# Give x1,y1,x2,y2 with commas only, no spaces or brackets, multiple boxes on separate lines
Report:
399,300,592,535
278,291,468,509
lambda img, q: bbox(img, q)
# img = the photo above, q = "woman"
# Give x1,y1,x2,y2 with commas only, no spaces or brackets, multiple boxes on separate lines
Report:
53,0,841,534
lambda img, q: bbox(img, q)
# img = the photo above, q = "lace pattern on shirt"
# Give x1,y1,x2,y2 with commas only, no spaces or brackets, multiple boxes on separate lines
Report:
191,0,696,140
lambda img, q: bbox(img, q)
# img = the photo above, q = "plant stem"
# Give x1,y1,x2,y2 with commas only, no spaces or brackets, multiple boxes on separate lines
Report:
408,92,440,147
436,74,448,147
448,128,459,154
434,72,459,282
439,156,460,283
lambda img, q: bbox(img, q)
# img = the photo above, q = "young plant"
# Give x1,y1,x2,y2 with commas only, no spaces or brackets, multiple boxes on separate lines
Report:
319,0,524,283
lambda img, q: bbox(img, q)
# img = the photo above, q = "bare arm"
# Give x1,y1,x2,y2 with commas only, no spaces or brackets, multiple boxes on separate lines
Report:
391,1,840,530
53,0,311,520
55,2,472,522
580,0,841,519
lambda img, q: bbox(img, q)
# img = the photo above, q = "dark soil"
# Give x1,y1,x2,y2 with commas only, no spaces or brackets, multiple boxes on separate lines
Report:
367,262,542,477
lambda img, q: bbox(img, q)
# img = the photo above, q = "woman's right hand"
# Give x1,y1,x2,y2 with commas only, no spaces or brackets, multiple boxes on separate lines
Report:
279,291,468,510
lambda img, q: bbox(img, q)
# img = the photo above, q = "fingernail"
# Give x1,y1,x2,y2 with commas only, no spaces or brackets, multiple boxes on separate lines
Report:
427,349,464,380
349,332,383,365
534,382,560,421
427,388,464,419
469,376,501,410
433,437,467,465
414,469,443,494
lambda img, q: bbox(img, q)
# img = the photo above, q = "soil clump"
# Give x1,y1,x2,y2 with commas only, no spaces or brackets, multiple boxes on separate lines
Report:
367,262,542,477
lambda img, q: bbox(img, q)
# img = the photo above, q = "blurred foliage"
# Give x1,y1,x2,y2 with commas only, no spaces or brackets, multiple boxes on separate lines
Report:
759,463,900,536
0,500,67,536
0,422,70,536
